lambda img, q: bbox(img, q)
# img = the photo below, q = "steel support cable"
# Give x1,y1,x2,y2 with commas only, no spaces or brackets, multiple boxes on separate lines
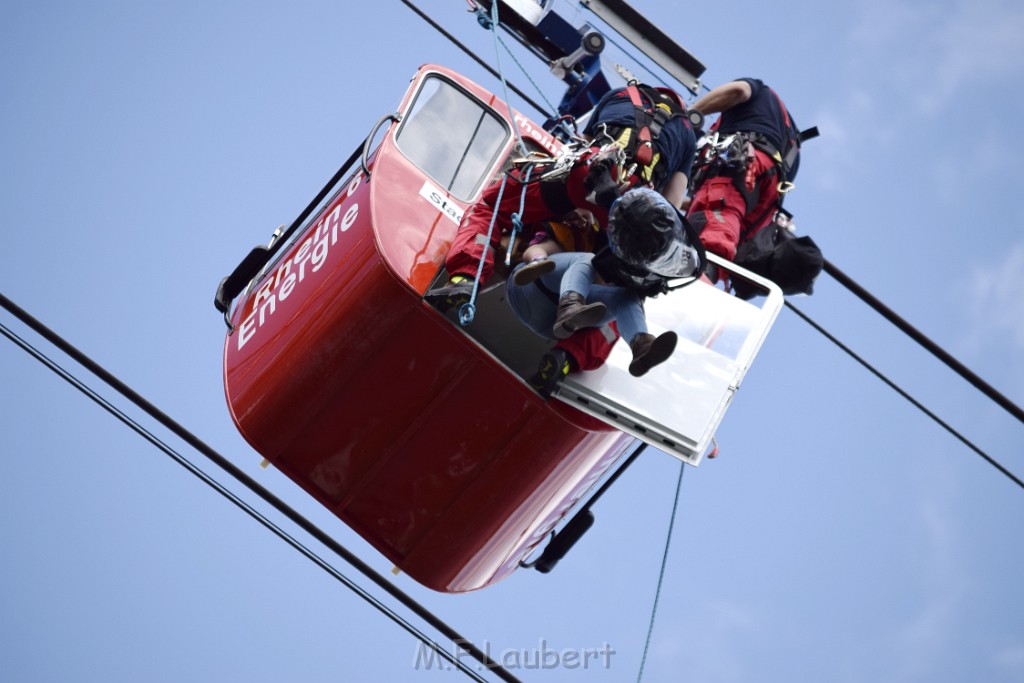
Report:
824,259,1024,425
0,293,523,683
785,301,1024,491
0,322,491,683
398,0,550,119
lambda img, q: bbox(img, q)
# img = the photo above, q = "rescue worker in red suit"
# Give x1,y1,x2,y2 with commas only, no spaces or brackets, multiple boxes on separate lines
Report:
685,78,801,283
426,84,696,386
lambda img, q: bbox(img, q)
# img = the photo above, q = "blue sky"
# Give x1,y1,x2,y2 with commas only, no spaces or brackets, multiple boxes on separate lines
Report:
2,1,1023,682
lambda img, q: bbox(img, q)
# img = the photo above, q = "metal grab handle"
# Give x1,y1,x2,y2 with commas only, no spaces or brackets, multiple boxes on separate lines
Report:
361,112,402,177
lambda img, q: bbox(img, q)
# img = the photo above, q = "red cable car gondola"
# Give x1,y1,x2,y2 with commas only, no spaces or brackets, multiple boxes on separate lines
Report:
215,4,785,593
216,63,783,592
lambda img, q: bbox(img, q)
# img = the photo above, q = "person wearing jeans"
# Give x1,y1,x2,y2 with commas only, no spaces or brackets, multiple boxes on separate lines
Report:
507,251,677,395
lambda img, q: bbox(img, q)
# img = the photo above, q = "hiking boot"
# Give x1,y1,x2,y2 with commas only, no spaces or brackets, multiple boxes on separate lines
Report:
628,331,678,377
529,348,572,398
512,258,556,286
424,275,474,312
552,292,606,340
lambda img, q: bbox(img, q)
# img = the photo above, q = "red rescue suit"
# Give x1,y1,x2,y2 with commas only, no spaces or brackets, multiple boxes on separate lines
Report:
686,147,781,261
445,159,608,282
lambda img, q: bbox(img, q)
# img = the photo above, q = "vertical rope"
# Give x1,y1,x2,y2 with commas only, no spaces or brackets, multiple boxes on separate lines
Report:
484,1,526,155
637,461,686,682
504,164,533,267
460,0,528,325
494,32,559,114
458,172,510,325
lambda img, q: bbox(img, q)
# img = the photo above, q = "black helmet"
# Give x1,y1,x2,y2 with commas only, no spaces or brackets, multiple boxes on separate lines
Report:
607,188,699,278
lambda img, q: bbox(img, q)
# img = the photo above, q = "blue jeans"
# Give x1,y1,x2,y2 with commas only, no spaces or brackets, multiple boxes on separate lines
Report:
506,252,648,344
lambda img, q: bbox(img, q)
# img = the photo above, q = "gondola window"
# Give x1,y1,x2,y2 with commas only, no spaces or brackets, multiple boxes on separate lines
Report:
396,76,510,201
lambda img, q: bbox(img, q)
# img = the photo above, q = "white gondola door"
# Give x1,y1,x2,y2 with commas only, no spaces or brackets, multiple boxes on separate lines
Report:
555,255,784,465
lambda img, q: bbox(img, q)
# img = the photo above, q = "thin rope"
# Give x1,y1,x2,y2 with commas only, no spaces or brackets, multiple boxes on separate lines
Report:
484,1,526,155
505,164,534,267
0,321,491,683
495,33,559,114
458,0,531,326
637,460,686,682
459,171,511,326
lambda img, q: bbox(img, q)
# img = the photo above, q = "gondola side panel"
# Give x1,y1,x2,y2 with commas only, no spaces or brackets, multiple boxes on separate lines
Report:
223,172,378,460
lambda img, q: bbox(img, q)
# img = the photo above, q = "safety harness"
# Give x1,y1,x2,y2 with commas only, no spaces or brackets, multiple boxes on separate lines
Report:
689,88,818,232
606,82,687,189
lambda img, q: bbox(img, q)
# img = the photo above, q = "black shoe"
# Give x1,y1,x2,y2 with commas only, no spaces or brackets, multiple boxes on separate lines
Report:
513,258,556,286
628,331,677,377
552,292,607,340
529,348,571,398
424,275,474,312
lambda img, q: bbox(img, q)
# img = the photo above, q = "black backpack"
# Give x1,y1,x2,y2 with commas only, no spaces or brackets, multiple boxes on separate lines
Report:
731,210,823,300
